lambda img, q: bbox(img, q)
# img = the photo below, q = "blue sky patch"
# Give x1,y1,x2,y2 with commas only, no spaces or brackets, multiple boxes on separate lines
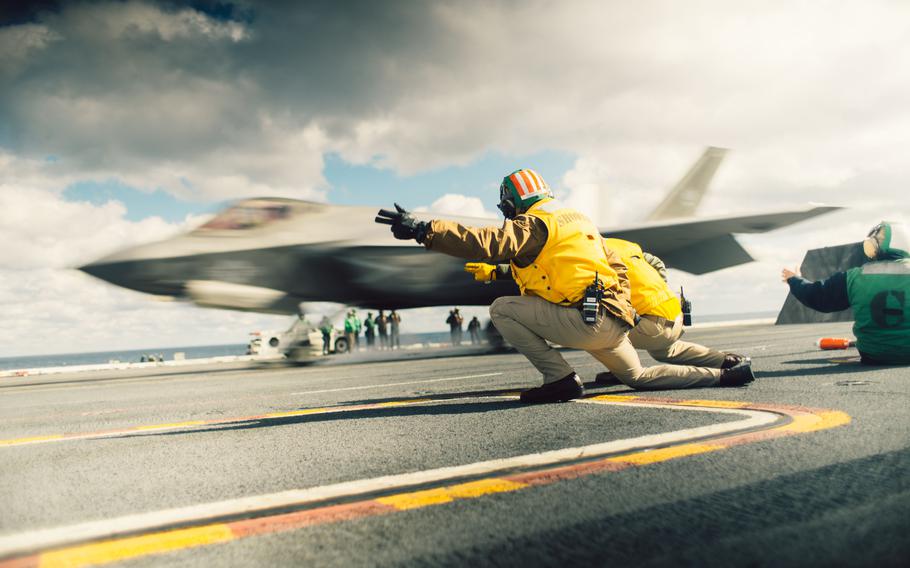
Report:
61,149,577,223
324,149,577,209
62,181,223,223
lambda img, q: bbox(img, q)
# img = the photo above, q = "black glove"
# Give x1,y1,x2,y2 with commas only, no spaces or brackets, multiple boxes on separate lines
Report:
374,203,429,243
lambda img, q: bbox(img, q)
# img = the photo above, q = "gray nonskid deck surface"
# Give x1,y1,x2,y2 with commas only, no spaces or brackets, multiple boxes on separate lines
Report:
1,322,907,566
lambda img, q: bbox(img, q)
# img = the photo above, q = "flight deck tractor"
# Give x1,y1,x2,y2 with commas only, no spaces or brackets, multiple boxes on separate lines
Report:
247,315,347,360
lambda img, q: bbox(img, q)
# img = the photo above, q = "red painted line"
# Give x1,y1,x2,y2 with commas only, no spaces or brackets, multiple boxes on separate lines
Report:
229,501,395,538
0,555,38,568
0,396,850,568
504,460,631,486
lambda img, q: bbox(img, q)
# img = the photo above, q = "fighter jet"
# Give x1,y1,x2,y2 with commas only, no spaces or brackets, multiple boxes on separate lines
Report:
79,147,839,314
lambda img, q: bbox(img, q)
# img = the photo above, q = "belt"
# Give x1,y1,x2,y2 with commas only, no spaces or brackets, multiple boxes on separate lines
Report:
640,314,675,326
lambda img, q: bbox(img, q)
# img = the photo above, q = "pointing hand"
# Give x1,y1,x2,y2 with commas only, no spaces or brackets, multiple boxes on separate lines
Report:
375,203,429,243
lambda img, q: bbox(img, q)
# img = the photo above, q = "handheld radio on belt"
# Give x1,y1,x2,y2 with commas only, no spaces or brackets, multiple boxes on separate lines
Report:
583,273,605,325
680,286,692,326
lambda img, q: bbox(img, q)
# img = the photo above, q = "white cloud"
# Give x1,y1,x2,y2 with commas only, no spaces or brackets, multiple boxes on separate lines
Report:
2,0,910,355
5,0,910,208
0,185,181,269
0,24,60,74
0,182,290,357
0,267,290,357
417,194,498,219
61,1,250,42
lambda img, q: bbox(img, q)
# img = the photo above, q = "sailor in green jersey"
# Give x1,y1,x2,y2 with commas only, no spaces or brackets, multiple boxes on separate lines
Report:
782,222,910,364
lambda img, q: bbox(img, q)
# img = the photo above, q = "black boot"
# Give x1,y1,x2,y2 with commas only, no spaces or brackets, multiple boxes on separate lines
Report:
520,373,584,403
721,353,747,369
719,358,755,387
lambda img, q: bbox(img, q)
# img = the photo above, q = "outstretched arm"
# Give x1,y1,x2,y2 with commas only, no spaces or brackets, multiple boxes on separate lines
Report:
783,269,850,312
423,215,547,265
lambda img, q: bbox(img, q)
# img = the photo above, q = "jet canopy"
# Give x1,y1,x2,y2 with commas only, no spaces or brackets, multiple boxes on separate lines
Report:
195,198,325,233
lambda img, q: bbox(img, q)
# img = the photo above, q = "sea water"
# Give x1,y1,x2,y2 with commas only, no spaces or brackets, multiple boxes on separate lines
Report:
0,344,248,371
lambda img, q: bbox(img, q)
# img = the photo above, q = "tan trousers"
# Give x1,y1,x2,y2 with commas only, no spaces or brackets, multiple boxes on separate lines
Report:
489,296,720,390
630,315,727,368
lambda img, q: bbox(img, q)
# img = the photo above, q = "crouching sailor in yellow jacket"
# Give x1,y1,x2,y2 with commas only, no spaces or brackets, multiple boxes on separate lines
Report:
376,168,755,404
466,239,747,388
597,238,747,383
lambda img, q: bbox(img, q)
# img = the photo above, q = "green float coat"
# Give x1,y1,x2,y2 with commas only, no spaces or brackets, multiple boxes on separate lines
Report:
847,222,910,363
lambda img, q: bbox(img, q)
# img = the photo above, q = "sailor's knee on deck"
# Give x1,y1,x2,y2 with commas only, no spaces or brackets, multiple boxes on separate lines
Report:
611,366,691,390
489,297,512,322
646,349,674,363
612,368,651,390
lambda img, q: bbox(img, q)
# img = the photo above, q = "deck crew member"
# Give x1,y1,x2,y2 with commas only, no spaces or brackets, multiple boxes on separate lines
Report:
597,238,746,381
782,221,910,365
376,169,755,403
470,238,748,384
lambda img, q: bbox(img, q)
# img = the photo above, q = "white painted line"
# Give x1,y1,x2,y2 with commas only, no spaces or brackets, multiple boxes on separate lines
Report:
289,372,503,395
688,318,775,329
0,374,506,449
0,399,778,558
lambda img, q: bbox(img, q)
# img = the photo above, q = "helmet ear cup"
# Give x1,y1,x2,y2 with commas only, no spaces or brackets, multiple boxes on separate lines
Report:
863,236,880,259
498,181,517,219
863,223,885,259
498,196,516,219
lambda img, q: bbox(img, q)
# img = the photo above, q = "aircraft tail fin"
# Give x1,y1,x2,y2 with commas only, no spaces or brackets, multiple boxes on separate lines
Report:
646,146,728,221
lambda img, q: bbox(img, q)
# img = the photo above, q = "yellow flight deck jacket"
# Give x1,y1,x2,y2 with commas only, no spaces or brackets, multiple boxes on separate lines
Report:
603,238,682,321
423,199,635,327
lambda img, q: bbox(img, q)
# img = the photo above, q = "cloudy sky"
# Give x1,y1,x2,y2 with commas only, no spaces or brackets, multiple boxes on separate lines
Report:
1,0,907,357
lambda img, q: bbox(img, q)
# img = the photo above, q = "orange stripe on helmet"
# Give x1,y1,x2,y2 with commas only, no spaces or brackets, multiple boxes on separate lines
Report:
518,170,540,197
508,169,549,199
527,170,547,191
510,172,531,197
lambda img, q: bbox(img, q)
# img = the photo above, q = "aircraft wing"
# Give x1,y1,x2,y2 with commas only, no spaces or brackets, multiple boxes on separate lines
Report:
604,205,841,274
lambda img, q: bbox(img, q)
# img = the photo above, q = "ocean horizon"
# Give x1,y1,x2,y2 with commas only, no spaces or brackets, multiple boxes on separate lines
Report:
0,311,777,371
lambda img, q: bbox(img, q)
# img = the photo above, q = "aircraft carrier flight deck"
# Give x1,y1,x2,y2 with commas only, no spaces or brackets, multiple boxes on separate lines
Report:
1,321,908,567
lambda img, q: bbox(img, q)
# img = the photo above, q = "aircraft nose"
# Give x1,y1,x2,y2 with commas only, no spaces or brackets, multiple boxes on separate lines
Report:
79,259,185,298
79,260,128,286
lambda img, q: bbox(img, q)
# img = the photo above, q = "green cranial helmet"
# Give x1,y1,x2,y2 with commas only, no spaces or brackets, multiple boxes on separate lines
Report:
864,222,910,260
497,169,553,219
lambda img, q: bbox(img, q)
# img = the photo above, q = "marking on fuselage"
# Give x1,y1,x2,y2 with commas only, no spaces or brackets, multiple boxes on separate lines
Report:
0,395,850,567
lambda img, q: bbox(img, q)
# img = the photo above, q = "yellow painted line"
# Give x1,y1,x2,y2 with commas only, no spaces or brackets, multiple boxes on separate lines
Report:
0,395,852,568
587,394,640,402
376,399,432,407
675,399,750,409
38,524,233,568
376,478,527,511
0,400,444,448
608,443,726,465
0,434,65,447
776,410,851,433
261,408,331,419
132,421,206,431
